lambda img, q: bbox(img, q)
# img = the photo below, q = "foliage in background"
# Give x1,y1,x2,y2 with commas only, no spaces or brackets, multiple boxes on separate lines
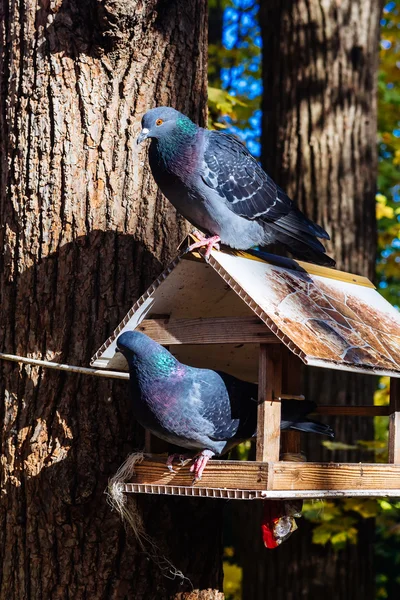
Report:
377,1,400,307
208,0,261,154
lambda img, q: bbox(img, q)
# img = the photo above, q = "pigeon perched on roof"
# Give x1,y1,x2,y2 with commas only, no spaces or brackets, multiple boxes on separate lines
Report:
137,106,335,266
116,330,334,481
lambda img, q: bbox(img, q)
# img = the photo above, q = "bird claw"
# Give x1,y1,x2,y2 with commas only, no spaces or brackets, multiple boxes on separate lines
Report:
189,449,215,483
166,451,214,483
166,453,192,474
187,234,221,260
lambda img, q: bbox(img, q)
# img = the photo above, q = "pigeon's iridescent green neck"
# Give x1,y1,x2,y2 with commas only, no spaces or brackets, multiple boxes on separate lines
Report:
176,116,198,136
155,116,198,163
131,346,178,378
150,350,177,376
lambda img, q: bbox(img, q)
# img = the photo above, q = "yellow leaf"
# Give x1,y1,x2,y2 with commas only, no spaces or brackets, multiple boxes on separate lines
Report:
357,440,386,451
323,440,357,451
376,203,395,220
208,86,248,119
224,546,235,558
376,193,388,204
379,500,393,511
343,498,379,518
374,377,390,406
383,260,400,278
223,562,242,599
330,531,349,548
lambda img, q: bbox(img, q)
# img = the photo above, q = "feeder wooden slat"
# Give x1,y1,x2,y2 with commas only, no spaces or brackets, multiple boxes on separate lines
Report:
136,317,279,345
271,461,400,490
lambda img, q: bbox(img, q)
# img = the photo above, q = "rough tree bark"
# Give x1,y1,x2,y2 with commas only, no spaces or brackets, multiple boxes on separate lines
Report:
0,1,224,599
236,1,383,599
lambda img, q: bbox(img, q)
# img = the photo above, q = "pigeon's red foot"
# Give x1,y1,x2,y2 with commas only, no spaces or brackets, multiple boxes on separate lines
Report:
187,233,221,259
166,453,192,474
189,449,215,482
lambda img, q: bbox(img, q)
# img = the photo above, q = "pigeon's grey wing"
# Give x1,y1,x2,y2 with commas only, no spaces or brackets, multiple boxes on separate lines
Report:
201,131,291,222
194,370,257,442
201,131,329,240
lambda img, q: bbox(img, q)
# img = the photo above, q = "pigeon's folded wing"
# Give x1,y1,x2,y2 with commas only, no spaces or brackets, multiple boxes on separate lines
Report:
183,369,246,442
205,371,257,441
201,131,329,241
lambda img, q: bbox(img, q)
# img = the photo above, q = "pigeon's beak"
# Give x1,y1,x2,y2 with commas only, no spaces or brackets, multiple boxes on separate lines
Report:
136,128,150,145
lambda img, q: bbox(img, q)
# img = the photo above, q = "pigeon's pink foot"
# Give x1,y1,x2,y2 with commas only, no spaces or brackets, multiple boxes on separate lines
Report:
189,449,215,482
187,234,221,259
166,453,192,474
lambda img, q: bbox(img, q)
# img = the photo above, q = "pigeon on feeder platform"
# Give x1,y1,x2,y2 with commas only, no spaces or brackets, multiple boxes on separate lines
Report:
137,106,335,266
116,331,334,482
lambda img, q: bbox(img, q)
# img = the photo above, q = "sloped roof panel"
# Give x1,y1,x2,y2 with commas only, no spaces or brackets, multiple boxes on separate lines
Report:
91,242,400,378
208,250,400,376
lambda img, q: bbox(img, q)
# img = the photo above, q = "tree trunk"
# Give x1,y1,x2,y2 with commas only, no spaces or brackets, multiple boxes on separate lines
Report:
237,1,382,598
0,1,224,598
261,0,380,277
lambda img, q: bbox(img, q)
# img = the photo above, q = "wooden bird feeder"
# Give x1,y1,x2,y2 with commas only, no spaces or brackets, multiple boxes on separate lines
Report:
91,235,400,499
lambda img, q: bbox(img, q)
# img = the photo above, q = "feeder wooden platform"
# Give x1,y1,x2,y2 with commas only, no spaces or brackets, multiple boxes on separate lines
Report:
92,236,400,499
118,457,400,500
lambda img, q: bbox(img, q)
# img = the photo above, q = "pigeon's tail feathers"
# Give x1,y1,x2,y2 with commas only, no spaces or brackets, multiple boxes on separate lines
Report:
257,203,335,267
290,419,335,438
250,244,335,268
274,203,330,241
262,220,336,267
285,243,336,267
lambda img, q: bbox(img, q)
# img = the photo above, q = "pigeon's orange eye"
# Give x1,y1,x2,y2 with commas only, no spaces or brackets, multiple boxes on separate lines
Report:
156,118,163,126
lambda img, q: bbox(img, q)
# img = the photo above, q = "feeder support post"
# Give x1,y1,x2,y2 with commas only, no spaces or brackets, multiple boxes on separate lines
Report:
389,378,400,463
256,344,283,462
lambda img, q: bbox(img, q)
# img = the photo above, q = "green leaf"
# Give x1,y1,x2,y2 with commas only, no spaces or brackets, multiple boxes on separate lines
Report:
312,524,333,545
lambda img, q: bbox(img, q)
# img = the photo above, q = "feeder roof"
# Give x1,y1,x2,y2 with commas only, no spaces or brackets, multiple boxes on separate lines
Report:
91,238,400,379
